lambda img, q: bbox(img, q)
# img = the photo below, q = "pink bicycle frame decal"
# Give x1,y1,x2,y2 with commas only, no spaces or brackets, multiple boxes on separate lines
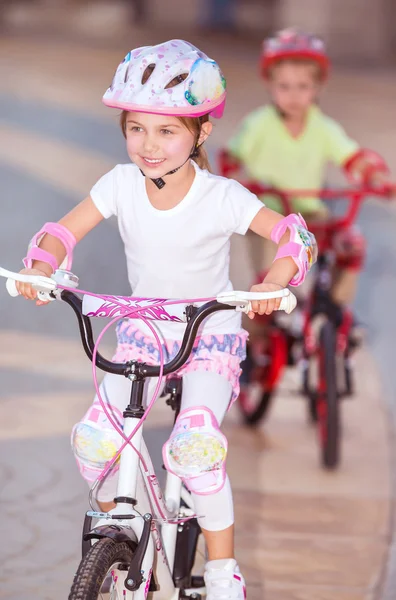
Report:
144,568,152,598
82,294,187,322
140,442,170,521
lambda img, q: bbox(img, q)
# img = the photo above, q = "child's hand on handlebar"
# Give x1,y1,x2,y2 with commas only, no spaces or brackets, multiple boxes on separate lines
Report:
16,268,52,306
369,172,396,199
384,182,396,200
247,282,284,319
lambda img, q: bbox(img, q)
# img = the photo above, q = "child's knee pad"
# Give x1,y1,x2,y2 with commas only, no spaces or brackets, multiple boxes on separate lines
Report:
71,402,122,483
162,406,228,496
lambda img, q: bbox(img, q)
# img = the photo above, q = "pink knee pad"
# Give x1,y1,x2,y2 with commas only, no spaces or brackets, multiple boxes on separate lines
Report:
71,402,123,483
162,406,228,496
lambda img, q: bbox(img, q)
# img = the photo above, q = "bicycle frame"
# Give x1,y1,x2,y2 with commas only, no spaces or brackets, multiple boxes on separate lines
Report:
239,184,391,403
61,292,235,599
91,414,185,600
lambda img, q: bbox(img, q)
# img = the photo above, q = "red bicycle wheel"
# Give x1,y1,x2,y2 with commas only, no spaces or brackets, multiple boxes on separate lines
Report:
238,328,287,426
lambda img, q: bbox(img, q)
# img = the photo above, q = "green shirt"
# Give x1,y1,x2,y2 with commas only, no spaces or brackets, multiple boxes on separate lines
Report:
227,105,359,214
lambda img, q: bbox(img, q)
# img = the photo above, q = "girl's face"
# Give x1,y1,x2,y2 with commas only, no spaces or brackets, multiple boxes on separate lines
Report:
268,62,321,119
125,112,205,177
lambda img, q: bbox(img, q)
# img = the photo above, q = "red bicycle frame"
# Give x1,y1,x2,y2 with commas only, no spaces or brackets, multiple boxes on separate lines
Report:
241,183,392,352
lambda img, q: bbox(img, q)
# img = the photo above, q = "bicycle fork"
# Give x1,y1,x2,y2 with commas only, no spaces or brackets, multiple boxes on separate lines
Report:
84,414,157,597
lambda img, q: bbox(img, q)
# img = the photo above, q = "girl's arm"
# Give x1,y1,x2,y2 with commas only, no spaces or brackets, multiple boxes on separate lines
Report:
17,196,104,303
247,206,315,317
325,120,393,191
249,206,298,287
30,196,104,276
342,149,393,190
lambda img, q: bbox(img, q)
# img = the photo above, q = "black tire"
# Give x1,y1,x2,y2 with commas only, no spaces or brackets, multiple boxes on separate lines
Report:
68,538,134,599
308,393,318,423
239,388,273,426
302,360,318,423
318,320,340,469
238,336,282,426
344,357,354,396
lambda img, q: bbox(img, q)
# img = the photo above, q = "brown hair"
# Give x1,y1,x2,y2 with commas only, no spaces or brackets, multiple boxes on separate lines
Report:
119,62,212,172
268,58,323,82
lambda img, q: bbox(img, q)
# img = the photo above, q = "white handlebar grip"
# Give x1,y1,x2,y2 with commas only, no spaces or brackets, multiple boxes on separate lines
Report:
244,292,297,315
6,278,19,297
279,292,297,314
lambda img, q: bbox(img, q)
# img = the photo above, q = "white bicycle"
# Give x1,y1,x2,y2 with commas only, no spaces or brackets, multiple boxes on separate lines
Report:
1,267,296,599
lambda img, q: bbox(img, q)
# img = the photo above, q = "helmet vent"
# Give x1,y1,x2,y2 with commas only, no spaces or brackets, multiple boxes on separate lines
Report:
141,63,156,85
165,72,188,89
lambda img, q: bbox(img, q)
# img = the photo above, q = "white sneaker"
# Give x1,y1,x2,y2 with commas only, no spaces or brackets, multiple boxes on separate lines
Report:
204,558,247,599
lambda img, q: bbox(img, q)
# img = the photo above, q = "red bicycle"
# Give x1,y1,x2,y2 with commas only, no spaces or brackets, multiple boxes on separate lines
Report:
229,179,393,468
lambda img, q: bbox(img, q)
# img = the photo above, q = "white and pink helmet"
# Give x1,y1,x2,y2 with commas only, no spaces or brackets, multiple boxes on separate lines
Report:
103,39,226,118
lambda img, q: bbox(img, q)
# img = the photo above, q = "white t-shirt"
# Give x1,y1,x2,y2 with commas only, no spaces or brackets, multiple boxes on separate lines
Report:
90,161,264,339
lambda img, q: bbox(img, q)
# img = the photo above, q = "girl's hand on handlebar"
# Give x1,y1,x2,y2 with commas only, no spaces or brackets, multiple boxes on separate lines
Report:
16,268,52,306
248,282,284,319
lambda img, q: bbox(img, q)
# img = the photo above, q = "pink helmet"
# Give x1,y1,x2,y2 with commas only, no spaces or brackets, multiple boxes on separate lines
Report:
261,28,329,80
103,39,226,118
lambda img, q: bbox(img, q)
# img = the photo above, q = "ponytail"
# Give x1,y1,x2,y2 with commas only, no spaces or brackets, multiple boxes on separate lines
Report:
193,144,211,172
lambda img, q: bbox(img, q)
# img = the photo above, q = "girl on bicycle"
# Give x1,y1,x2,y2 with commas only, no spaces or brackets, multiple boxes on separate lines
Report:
15,39,316,598
221,28,392,307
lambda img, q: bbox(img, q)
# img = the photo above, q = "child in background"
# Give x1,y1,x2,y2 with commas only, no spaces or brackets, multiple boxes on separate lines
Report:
221,28,392,307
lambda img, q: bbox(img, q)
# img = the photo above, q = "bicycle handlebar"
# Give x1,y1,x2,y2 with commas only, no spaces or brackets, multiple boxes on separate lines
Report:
1,268,297,379
61,290,234,377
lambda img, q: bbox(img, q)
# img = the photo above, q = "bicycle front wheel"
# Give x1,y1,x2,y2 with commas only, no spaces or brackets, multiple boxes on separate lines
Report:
317,320,340,469
68,538,136,600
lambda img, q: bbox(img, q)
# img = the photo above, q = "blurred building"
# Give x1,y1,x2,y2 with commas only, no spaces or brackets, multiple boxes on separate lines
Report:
279,0,396,66
134,0,396,65
2,0,395,66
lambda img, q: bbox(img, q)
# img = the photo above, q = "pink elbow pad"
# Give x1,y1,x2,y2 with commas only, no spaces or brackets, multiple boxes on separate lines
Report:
23,222,77,273
270,213,317,286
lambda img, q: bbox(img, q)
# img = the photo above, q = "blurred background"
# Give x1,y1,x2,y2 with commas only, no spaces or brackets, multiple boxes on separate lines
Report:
0,1,396,599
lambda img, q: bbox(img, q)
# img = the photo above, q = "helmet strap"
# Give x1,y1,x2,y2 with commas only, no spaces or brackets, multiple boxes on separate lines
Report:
139,139,202,190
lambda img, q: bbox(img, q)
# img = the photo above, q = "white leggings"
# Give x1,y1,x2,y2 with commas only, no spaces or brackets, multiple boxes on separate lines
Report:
72,370,234,531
